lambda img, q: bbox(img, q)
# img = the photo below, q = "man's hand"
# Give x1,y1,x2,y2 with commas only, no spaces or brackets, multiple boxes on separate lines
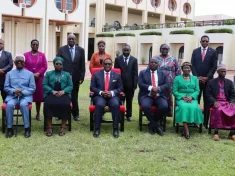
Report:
214,102,220,108
201,77,209,84
152,87,160,93
14,89,22,96
0,69,5,75
101,91,112,98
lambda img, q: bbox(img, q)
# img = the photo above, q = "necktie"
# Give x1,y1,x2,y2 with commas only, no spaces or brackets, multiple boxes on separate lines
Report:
124,57,128,66
70,48,74,61
152,71,156,87
105,72,109,91
202,48,206,62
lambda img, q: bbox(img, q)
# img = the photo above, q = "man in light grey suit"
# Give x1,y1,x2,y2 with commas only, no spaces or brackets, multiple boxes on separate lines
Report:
0,39,13,101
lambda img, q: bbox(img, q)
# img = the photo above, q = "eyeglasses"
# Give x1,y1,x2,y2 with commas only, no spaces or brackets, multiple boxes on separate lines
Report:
32,44,39,46
201,40,209,43
55,63,62,65
15,60,24,63
104,63,112,66
161,48,169,50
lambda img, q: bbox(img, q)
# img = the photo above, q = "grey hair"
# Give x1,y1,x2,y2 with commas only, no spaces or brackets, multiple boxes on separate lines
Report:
14,54,25,62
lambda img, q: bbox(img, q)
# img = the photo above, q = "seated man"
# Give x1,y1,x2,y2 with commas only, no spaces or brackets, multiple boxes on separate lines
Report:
4,54,36,138
138,58,169,135
90,58,123,138
205,64,235,141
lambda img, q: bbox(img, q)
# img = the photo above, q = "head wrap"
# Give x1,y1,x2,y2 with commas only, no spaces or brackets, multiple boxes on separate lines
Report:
14,54,25,62
53,57,64,65
217,64,226,71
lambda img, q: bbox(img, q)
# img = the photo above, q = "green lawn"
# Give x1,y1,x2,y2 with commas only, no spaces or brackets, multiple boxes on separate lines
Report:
0,80,235,176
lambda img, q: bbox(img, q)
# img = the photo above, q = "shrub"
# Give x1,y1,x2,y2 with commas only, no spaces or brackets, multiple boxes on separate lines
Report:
224,19,235,25
115,33,135,37
96,33,114,37
205,28,233,34
170,30,194,35
139,31,162,36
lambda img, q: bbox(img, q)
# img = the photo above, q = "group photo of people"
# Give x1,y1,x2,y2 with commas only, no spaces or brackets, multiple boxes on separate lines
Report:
0,34,235,141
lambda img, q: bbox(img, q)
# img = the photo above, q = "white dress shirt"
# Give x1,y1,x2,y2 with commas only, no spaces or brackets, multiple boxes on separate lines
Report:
0,50,2,58
123,55,130,65
201,46,208,56
68,45,75,61
99,71,114,97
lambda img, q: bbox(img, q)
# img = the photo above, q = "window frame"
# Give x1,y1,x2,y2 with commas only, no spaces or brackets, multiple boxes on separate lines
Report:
66,0,73,11
132,0,143,5
151,0,161,8
55,0,62,10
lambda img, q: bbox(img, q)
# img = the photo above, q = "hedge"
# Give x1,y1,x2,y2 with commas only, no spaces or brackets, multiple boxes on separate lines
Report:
205,28,233,34
115,33,135,37
96,33,114,37
170,30,194,35
139,31,162,36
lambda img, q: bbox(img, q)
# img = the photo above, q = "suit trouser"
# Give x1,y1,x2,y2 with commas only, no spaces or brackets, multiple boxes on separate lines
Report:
141,96,168,128
94,96,120,129
6,98,30,128
0,86,6,102
71,82,80,117
198,82,209,126
123,87,134,117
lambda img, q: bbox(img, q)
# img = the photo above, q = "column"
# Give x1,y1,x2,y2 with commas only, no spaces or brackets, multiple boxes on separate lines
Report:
95,0,105,33
0,13,2,39
60,25,68,46
122,6,128,26
142,10,147,24
160,14,165,24
176,17,181,23
83,0,89,61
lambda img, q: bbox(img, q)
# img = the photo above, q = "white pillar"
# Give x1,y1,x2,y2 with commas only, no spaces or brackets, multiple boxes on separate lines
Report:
40,18,47,54
83,0,89,61
160,14,165,24
95,0,105,33
142,10,148,24
0,12,2,39
122,6,128,26
176,17,181,23
60,25,68,46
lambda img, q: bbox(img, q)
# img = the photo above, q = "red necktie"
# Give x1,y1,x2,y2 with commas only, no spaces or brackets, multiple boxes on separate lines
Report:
152,71,156,87
202,48,206,62
105,72,109,91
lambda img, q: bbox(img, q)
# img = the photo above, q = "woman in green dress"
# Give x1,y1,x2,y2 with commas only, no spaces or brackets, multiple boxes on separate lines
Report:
173,62,204,139
43,57,73,137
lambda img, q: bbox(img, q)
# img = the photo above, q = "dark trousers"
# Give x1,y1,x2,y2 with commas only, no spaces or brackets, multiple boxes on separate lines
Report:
123,87,134,117
198,82,209,126
71,82,80,117
141,96,168,128
0,86,6,102
94,96,120,129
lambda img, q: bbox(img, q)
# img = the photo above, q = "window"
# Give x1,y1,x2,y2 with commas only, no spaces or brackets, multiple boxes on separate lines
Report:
66,0,73,11
132,0,142,4
183,3,191,15
56,0,62,10
151,0,161,8
168,0,177,11
216,46,223,65
25,0,31,5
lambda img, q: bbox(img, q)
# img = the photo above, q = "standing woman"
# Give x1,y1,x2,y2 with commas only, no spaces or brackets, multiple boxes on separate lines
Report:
89,40,111,72
24,39,48,121
153,44,181,115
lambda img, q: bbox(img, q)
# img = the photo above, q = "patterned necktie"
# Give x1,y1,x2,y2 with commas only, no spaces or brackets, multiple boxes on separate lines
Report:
70,48,74,61
105,72,109,91
202,48,206,62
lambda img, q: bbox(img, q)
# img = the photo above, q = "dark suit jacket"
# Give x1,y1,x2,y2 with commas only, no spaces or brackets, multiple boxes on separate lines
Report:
90,70,123,101
138,68,169,103
114,55,138,89
191,47,218,79
0,50,13,86
57,45,85,83
205,78,235,106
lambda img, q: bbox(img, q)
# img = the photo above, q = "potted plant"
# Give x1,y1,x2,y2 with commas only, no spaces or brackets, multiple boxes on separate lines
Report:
141,57,146,64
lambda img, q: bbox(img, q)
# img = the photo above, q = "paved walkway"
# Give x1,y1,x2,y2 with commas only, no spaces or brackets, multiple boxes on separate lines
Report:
48,61,235,81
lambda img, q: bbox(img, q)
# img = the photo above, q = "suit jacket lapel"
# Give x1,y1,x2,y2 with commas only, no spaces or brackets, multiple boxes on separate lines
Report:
145,69,151,85
109,71,114,90
204,48,211,61
66,46,73,62
99,70,104,90
74,47,79,62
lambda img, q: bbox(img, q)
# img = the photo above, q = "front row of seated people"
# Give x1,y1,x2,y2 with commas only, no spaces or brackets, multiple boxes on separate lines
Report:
3,55,235,140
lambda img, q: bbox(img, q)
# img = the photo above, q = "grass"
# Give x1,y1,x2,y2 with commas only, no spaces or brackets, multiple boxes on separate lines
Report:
0,80,235,175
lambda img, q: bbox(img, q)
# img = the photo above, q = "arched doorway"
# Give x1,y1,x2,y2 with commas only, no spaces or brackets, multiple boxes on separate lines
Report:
149,46,152,62
216,46,223,64
178,46,184,65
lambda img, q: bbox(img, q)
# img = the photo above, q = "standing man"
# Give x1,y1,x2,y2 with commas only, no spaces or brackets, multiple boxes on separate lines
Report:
191,35,218,127
57,34,85,121
114,44,138,121
0,39,13,101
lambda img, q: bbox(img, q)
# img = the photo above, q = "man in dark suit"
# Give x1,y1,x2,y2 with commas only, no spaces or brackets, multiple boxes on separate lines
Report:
191,35,218,127
57,34,85,121
138,58,169,136
114,44,138,121
91,58,123,138
0,39,13,101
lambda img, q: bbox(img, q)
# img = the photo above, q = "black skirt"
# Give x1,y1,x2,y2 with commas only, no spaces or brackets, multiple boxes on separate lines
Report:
43,94,71,120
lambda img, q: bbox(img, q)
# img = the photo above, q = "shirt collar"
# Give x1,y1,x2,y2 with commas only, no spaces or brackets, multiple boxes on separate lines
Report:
104,70,111,74
150,69,157,73
0,50,2,55
123,55,130,59
68,45,75,49
201,46,208,50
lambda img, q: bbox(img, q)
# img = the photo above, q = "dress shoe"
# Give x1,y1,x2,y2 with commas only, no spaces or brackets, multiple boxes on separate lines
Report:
73,116,80,121
24,128,31,138
113,129,119,138
148,127,155,135
93,129,100,138
155,127,164,136
126,116,132,121
185,134,190,140
228,135,235,141
213,134,220,141
36,115,41,121
6,128,14,138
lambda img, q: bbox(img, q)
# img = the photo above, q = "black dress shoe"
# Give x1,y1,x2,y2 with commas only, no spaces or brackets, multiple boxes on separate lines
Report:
185,134,190,140
6,128,14,138
73,116,80,121
24,128,31,138
155,127,164,136
113,129,119,138
126,116,132,121
93,129,100,138
148,127,155,135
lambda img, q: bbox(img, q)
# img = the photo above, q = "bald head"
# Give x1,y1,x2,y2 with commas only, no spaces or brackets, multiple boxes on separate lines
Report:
0,39,4,51
67,33,76,47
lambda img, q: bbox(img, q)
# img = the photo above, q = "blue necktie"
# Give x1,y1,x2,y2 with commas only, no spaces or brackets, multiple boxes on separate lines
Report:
70,48,74,61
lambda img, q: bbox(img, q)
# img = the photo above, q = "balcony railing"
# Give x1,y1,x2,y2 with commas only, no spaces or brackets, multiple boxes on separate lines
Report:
102,19,235,32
